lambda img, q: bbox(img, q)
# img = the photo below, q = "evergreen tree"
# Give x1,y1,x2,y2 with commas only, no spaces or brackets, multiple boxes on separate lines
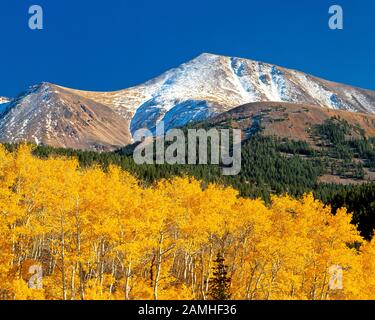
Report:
208,253,231,300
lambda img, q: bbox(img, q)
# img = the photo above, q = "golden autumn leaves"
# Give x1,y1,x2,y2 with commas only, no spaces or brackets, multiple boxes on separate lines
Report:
0,144,374,300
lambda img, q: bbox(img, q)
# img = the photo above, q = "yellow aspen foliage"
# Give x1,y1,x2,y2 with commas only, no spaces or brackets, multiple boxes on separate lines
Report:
345,239,375,299
0,145,373,300
9,279,45,300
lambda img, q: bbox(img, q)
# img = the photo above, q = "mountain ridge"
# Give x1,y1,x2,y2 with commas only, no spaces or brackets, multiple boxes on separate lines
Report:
1,53,375,150
0,83,132,150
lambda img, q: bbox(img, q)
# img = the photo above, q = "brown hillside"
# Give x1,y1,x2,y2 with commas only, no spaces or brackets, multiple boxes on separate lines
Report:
208,102,375,143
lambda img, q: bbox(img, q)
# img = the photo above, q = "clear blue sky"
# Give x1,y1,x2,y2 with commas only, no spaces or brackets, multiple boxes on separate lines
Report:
1,0,374,97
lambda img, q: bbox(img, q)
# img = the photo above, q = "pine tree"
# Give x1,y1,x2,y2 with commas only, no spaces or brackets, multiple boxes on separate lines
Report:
208,253,231,300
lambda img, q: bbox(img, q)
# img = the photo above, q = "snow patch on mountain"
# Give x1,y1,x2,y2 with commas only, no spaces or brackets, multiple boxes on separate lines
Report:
2,53,375,149
60,53,375,137
161,100,216,132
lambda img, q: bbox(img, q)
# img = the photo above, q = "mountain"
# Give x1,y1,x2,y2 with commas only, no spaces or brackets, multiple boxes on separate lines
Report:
67,53,375,134
1,53,375,150
0,83,131,151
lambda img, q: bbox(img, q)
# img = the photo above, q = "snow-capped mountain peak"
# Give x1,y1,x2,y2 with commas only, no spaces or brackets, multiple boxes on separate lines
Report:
1,53,375,150
79,52,375,135
123,53,375,134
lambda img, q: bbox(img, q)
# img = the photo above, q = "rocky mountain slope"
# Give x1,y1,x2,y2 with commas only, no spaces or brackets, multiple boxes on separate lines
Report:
0,83,131,151
206,101,375,142
1,53,374,150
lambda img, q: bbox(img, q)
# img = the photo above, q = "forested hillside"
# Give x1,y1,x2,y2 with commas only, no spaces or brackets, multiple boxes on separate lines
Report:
6,116,374,239
1,145,375,300
2,115,375,300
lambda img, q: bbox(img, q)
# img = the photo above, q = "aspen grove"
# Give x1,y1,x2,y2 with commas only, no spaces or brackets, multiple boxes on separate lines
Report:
0,145,374,300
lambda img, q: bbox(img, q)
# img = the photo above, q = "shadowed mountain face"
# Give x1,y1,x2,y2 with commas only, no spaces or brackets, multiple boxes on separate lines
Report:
0,96,11,116
1,53,375,150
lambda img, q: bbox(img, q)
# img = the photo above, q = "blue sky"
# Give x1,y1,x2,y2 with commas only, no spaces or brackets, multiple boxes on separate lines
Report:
1,0,374,97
